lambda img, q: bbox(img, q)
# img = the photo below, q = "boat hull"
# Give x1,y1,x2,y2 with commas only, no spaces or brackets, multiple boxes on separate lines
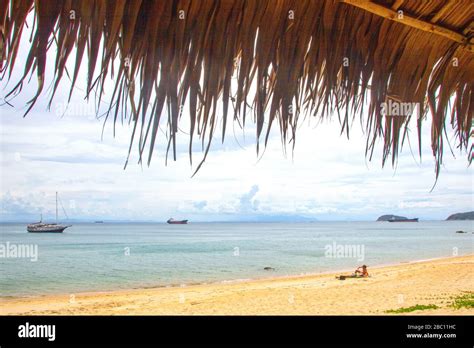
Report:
27,225,70,233
167,220,188,224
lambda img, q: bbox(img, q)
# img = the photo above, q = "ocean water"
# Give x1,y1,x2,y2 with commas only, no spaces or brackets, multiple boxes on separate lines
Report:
0,221,472,297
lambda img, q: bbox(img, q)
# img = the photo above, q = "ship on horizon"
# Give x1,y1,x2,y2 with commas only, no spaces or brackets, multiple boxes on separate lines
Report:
167,218,188,224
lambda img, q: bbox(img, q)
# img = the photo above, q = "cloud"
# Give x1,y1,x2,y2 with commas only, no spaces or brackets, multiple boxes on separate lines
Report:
398,200,444,209
193,200,207,210
0,192,42,219
239,185,260,213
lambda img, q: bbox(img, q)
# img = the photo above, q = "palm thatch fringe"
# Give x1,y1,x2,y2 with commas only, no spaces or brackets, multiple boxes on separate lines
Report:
1,0,473,177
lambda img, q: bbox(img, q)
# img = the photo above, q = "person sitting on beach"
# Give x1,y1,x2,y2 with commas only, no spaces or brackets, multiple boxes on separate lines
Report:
354,265,369,277
336,265,369,280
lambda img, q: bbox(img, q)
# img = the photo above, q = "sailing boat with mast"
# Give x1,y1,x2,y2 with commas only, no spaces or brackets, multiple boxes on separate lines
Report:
27,192,71,233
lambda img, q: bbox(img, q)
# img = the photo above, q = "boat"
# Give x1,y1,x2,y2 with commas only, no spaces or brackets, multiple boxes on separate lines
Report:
27,221,70,233
167,218,188,224
94,220,104,223
27,192,72,233
388,217,418,222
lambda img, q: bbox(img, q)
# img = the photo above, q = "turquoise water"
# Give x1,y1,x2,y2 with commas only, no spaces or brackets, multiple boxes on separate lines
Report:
0,221,472,297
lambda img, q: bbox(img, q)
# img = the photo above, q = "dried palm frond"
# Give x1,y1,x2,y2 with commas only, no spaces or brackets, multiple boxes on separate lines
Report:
1,0,473,177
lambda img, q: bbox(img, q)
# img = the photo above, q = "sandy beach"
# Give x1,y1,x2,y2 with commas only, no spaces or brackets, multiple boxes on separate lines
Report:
1,255,472,315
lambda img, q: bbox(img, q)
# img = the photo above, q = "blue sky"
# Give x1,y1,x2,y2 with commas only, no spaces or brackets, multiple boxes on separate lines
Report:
0,19,472,222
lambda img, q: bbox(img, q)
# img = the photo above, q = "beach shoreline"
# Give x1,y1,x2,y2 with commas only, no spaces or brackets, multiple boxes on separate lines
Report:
3,252,470,300
2,252,469,300
1,254,473,315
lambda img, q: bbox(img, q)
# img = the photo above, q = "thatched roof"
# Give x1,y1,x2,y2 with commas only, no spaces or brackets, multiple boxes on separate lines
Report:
1,0,473,176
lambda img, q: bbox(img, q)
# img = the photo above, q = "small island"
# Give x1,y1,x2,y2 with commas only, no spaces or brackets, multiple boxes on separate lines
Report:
376,214,408,221
446,211,474,221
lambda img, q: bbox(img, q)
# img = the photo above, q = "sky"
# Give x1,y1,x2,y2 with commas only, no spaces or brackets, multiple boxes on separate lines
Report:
0,20,473,222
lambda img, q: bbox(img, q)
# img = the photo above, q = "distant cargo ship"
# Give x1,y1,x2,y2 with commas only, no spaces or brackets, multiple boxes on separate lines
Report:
388,217,418,222
167,218,188,224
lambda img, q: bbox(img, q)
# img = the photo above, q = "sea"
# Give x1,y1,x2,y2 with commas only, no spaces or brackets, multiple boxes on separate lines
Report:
0,221,472,297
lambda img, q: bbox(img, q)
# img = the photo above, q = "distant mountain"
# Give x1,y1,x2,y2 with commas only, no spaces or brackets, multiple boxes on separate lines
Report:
446,211,474,221
376,214,407,221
